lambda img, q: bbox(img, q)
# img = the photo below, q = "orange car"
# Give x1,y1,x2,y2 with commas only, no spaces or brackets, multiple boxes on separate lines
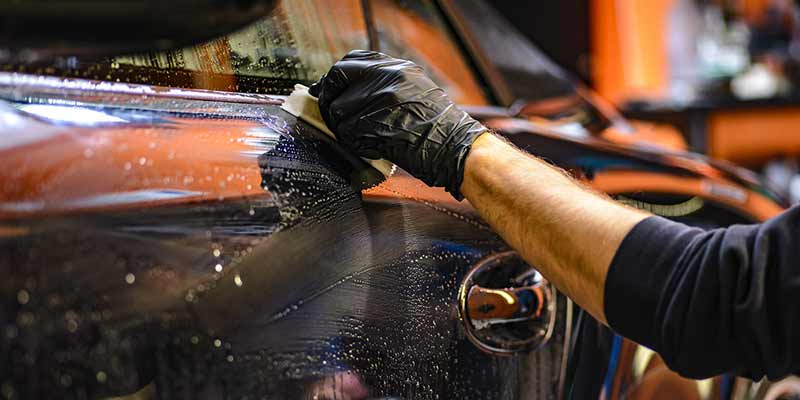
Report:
0,0,787,399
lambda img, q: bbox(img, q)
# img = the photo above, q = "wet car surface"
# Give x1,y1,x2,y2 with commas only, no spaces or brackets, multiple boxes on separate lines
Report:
0,77,570,399
0,0,790,399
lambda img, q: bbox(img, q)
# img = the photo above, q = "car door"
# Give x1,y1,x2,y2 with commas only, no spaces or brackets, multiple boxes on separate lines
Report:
0,1,570,399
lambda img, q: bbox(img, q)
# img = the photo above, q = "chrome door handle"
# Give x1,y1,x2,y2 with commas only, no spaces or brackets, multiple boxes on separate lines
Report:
467,284,545,323
458,251,556,355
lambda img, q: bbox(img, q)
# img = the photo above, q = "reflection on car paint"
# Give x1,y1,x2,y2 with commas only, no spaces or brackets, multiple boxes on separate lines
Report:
0,107,289,217
0,73,282,105
0,60,789,399
19,105,128,125
0,80,568,399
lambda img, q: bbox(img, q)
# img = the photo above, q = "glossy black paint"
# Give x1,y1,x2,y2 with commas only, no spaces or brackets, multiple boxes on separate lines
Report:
0,63,782,398
0,0,789,399
0,87,569,398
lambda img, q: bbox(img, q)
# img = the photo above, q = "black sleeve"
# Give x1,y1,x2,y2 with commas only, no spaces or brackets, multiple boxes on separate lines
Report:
604,206,800,380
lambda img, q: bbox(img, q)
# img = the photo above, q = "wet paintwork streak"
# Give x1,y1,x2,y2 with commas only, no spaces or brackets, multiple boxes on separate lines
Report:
0,73,282,105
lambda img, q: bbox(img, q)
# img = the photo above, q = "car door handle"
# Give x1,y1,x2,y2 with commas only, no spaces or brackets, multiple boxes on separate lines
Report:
467,284,546,323
458,251,556,355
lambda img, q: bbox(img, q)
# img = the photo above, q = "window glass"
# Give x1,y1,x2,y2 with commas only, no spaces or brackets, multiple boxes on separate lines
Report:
371,0,490,105
2,0,369,94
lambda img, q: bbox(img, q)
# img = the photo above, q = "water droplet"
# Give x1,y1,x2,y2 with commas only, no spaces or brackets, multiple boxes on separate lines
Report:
138,157,147,166
234,274,243,287
125,273,135,284
226,355,234,362
214,264,223,273
66,319,78,333
190,336,200,345
214,339,222,347
123,162,132,171
96,371,107,383
16,289,29,305
213,249,221,257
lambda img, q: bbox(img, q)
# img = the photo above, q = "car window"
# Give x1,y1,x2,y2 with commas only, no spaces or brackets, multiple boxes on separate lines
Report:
1,0,369,95
370,0,490,105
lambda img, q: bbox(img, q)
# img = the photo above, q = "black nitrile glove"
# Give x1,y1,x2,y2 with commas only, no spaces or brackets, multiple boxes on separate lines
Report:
308,50,487,200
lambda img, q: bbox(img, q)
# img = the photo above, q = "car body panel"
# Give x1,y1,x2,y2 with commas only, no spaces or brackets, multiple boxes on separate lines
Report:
0,0,790,398
0,73,573,399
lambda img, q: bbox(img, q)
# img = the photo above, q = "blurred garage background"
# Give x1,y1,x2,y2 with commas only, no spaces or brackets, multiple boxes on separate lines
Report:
499,0,800,203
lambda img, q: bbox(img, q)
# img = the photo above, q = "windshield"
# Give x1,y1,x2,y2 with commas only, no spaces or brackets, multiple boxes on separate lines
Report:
1,0,369,95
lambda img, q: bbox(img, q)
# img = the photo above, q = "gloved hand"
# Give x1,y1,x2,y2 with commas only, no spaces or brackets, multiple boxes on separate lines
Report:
309,50,487,200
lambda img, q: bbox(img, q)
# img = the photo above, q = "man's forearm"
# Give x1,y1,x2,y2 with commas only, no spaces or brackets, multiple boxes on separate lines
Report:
461,133,648,323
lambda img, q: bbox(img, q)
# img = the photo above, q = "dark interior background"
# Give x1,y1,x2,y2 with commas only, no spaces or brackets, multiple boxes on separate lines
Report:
492,0,592,85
